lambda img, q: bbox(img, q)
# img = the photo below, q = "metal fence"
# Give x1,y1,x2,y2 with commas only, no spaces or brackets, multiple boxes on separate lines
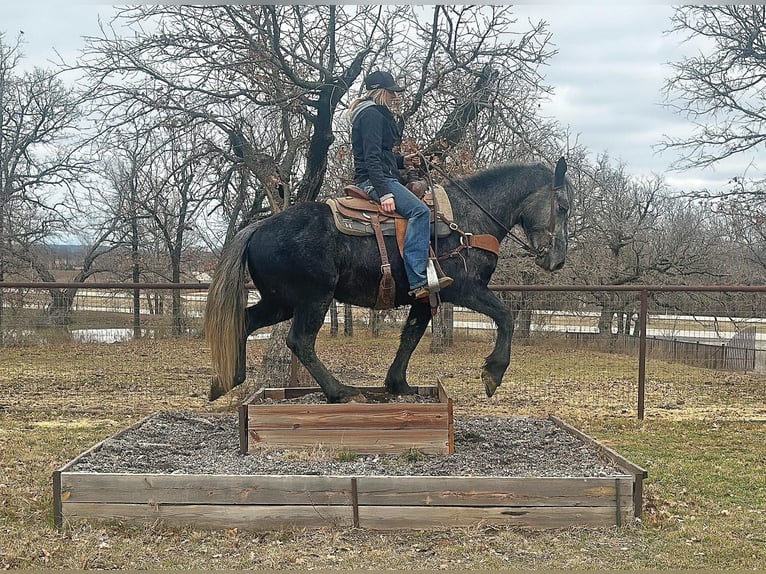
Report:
1,282,765,419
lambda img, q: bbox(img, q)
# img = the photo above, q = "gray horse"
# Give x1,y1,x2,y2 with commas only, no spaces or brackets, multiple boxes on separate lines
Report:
205,157,571,403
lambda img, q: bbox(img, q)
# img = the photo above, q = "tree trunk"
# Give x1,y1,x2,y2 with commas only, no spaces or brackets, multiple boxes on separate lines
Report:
258,320,293,387
329,300,338,336
631,312,641,337
516,308,532,340
444,303,454,347
597,307,614,337
430,303,454,353
343,304,354,337
171,260,183,335
369,309,384,337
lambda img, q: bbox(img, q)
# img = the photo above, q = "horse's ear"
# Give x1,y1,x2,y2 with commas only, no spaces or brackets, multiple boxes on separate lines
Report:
554,156,567,188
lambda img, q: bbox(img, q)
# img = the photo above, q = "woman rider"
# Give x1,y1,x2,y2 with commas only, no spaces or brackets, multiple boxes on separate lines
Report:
347,70,452,301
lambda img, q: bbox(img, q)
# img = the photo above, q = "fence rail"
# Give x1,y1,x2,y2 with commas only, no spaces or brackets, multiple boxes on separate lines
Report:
2,281,765,419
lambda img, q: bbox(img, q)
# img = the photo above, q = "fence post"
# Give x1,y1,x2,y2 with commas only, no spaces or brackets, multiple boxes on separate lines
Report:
637,289,648,420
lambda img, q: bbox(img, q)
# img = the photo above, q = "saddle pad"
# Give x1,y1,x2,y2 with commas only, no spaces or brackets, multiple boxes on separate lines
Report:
326,198,452,238
430,184,453,221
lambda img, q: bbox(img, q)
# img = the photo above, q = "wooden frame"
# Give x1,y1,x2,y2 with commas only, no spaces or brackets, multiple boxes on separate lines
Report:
52,415,646,531
239,382,454,455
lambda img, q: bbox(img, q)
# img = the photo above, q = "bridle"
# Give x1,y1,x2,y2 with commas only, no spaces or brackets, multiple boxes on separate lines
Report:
421,156,563,258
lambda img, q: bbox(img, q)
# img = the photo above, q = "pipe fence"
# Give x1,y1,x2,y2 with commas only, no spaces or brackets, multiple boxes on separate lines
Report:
1,282,764,420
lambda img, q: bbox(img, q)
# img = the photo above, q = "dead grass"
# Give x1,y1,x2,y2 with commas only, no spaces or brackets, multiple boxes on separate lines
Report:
1,333,765,569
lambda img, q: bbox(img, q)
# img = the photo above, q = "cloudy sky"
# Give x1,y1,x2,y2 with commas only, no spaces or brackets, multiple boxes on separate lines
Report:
2,3,749,194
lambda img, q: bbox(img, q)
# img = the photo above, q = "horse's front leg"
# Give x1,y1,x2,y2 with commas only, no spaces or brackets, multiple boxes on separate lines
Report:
461,287,515,397
384,302,433,395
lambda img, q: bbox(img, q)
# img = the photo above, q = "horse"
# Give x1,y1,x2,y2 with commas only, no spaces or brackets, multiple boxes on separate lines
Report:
204,157,571,403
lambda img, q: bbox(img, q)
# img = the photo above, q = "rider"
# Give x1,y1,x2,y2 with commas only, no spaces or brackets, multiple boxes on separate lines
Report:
348,70,452,301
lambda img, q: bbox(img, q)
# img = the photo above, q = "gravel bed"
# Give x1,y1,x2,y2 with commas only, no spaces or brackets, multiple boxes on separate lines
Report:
69,411,623,478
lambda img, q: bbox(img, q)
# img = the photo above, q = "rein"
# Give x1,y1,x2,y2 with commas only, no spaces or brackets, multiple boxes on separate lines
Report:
421,157,560,258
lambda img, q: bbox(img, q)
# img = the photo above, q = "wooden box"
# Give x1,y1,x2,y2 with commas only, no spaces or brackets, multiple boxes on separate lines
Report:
52,416,646,531
239,382,454,455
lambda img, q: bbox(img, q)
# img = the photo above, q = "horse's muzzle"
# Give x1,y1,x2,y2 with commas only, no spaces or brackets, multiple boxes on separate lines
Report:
536,250,566,272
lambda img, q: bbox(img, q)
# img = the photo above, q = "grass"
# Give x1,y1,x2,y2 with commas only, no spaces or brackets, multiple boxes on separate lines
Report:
0,332,765,569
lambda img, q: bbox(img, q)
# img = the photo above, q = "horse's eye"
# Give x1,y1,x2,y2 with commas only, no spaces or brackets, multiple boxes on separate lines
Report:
558,205,568,215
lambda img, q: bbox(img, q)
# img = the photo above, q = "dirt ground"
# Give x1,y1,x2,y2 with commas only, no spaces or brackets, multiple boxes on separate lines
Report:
67,410,624,477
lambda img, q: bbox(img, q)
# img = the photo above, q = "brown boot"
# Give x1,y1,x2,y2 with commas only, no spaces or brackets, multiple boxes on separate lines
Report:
410,276,453,300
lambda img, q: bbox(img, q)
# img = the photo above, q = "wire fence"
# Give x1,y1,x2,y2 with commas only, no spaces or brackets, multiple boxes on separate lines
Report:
1,282,764,420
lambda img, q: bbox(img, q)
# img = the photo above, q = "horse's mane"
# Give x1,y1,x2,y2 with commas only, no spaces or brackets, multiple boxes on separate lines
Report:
453,162,546,194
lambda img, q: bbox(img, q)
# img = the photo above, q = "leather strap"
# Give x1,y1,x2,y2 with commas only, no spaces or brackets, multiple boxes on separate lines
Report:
436,213,500,257
466,234,500,255
370,213,395,309
394,219,407,258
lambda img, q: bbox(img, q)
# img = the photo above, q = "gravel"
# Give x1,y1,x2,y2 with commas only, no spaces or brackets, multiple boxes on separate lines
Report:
69,411,623,478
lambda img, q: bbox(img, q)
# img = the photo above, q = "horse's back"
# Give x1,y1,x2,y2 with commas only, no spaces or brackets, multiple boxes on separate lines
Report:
244,203,346,297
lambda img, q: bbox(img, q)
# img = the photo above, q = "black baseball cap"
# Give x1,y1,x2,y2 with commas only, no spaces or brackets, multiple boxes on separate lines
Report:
364,70,405,92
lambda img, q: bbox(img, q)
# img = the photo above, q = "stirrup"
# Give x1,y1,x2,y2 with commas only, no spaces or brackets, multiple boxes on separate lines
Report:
425,260,453,308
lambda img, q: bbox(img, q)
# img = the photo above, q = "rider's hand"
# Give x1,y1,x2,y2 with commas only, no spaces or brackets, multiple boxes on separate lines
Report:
404,154,421,168
381,197,396,214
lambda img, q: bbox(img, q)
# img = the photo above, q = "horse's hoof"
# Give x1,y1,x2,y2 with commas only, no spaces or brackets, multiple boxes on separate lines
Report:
385,381,417,396
481,368,499,398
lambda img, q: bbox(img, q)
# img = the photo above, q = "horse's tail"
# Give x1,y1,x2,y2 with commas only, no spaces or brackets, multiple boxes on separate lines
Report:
204,224,255,394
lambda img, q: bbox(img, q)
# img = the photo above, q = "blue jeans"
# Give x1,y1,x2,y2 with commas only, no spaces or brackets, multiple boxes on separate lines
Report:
360,178,430,291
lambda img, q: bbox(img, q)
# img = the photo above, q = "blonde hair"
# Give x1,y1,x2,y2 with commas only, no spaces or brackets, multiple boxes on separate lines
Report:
347,88,392,120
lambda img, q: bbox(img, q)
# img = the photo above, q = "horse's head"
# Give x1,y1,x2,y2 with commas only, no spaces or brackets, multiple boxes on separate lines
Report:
519,157,571,272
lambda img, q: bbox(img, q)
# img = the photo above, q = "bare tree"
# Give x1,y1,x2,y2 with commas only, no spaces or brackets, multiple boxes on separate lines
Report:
660,5,766,281
661,5,766,171
563,154,725,334
0,34,93,328
77,6,556,386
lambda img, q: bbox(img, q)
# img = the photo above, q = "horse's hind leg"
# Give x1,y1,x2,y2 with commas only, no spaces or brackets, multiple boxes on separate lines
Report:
287,301,366,404
209,300,292,401
384,302,433,395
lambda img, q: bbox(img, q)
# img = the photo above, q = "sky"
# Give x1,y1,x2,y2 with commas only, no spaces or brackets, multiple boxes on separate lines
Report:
1,3,753,194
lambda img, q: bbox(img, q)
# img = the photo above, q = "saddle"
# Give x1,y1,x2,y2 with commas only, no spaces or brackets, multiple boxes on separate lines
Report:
326,184,453,238
326,182,498,310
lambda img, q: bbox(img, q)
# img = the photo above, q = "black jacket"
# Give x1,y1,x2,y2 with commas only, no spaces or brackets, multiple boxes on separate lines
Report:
350,100,405,199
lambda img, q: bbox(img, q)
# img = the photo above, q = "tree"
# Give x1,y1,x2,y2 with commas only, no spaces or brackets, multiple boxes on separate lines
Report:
138,124,220,333
0,33,93,328
78,6,556,386
561,154,725,334
661,6,766,171
661,5,766,280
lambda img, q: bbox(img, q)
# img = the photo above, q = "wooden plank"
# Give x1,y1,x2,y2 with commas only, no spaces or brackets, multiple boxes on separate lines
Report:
550,417,647,478
355,476,634,509
271,385,440,400
247,404,449,429
60,473,353,505
550,416,647,518
60,473,632,509
357,505,631,530
241,384,451,454
238,403,248,455
61,502,628,530
61,502,353,530
248,428,450,454
52,470,63,529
